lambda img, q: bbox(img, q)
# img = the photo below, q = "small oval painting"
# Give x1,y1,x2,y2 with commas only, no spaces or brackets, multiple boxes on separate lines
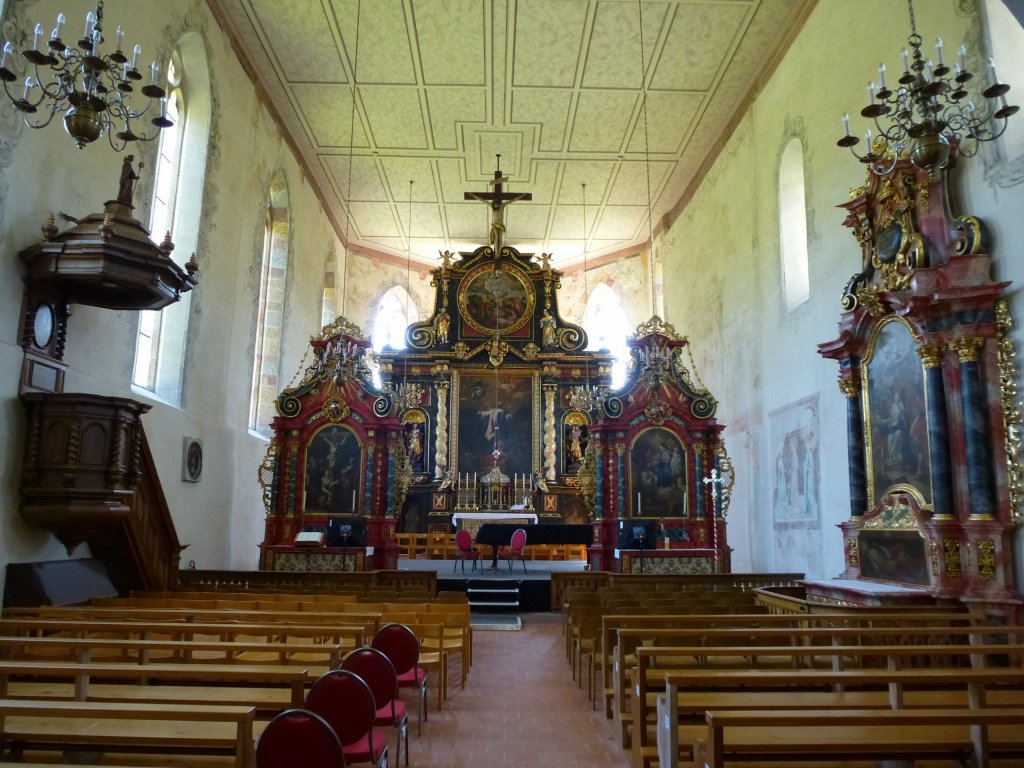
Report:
459,264,534,334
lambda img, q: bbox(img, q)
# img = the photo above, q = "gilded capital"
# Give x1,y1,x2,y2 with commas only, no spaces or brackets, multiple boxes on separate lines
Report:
837,376,859,398
614,444,626,456
916,344,945,369
950,337,985,364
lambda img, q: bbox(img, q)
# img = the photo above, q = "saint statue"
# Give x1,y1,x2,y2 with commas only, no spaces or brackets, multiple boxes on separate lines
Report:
540,309,556,348
435,310,450,344
118,155,141,206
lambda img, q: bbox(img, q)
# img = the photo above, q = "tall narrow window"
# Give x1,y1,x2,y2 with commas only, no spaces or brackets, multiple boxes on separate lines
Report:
371,286,418,353
584,283,629,389
131,34,211,404
779,138,810,311
250,178,290,437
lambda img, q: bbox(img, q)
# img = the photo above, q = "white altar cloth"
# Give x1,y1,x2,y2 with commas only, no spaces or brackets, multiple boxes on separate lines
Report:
451,511,538,525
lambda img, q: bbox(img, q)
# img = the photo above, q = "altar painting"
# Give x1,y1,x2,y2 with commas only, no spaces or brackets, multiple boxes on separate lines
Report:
303,425,361,515
859,530,929,585
629,427,687,518
770,395,820,525
458,263,535,336
863,319,931,507
452,368,538,477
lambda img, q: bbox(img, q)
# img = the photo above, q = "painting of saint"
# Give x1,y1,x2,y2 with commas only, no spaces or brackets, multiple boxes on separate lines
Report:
628,428,687,518
864,319,931,506
453,370,537,477
304,425,361,514
459,265,534,334
769,395,820,526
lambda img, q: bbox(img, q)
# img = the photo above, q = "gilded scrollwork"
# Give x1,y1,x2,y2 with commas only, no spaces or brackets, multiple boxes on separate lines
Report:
855,286,886,317
950,336,985,364
863,495,918,529
846,536,859,567
943,538,962,578
632,315,681,340
976,539,997,581
714,444,735,517
996,300,1024,523
258,443,279,516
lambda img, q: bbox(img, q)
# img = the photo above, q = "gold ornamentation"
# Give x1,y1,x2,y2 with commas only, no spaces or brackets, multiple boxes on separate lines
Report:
487,338,509,367
318,316,365,342
863,495,918,529
543,384,557,481
950,337,985,364
943,538,962,578
434,380,449,478
996,300,1024,523
321,394,350,422
523,343,540,359
644,399,671,425
976,539,997,581
632,315,681,340
855,286,886,317
838,376,859,398
916,344,944,369
258,442,279,515
913,179,930,214
846,536,859,567
714,444,735,517
577,443,597,519
452,342,469,359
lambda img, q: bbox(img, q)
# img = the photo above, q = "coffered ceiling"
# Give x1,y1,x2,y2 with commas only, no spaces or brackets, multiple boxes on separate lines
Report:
208,0,811,268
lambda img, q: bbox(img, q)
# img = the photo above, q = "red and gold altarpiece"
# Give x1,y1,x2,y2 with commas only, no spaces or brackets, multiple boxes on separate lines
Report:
258,194,731,571
818,146,1021,617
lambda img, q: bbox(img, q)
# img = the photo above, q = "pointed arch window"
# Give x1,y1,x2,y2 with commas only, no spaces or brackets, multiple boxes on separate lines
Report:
131,34,211,405
249,179,290,437
779,137,810,311
584,283,629,389
371,286,418,353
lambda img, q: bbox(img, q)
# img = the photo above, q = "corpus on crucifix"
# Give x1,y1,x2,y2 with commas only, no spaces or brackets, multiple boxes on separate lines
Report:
464,154,532,255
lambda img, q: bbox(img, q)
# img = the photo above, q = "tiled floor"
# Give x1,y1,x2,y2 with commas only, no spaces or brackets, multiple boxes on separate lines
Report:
412,611,631,768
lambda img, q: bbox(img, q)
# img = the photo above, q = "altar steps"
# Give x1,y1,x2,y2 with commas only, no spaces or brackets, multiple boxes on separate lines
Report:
467,578,521,611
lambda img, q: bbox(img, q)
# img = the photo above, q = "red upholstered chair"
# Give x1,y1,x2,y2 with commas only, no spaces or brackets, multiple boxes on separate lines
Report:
342,646,410,767
372,622,428,736
256,708,342,768
305,669,388,768
452,529,481,573
499,527,528,573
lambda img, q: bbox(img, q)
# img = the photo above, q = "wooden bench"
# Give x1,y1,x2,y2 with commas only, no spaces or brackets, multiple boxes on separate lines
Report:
0,698,255,768
628,642,1024,766
658,667,1024,768
0,660,310,708
700,707,1024,768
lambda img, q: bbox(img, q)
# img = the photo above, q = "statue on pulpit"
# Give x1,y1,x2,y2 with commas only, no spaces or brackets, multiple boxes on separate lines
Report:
117,155,142,206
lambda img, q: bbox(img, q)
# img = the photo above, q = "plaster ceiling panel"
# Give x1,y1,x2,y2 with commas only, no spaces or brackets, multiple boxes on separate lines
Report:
542,240,585,263
626,91,703,153
510,89,572,152
557,161,616,204
426,88,487,149
437,159,471,203
412,237,455,261
582,1,668,89
331,0,417,84
361,237,408,253
398,202,445,238
473,131,528,178
512,0,588,87
444,203,491,240
594,205,649,239
250,0,345,82
293,84,369,148
360,87,429,148
651,2,751,91
605,160,674,205
380,157,438,202
568,91,638,152
412,0,487,85
522,161,559,205
322,155,389,202
503,204,551,240
350,201,401,237
551,205,588,239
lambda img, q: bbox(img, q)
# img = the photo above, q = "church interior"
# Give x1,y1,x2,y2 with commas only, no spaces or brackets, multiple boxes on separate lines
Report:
2,0,1024,764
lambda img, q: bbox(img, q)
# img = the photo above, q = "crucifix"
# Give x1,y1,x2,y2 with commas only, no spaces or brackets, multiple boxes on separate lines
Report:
464,154,532,256
703,468,726,573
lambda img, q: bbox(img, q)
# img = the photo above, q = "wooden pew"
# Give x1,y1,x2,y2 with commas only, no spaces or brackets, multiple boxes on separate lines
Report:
657,667,1024,768
630,642,1024,767
0,698,255,768
700,707,1024,768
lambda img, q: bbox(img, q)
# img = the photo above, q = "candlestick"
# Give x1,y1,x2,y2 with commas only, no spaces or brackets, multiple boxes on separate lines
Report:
842,113,850,137
935,37,943,67
901,48,909,74
959,45,967,72
868,81,875,104
989,57,998,86
878,63,886,89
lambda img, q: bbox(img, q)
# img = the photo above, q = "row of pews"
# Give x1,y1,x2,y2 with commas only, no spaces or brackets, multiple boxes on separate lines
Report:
0,588,473,766
562,578,1024,768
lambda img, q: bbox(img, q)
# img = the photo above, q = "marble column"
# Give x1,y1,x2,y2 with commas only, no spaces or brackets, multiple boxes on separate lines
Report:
839,374,867,517
917,344,954,519
543,384,557,481
953,337,996,520
433,380,449,479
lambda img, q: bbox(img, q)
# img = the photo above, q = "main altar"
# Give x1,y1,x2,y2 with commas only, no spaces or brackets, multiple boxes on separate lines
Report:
257,164,732,572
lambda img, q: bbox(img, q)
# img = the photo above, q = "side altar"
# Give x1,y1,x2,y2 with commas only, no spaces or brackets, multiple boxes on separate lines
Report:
257,164,732,571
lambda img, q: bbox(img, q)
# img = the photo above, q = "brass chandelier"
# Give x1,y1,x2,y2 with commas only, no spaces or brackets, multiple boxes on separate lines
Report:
837,0,1017,174
0,1,171,150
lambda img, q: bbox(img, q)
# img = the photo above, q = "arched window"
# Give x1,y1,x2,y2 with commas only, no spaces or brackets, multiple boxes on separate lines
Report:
779,137,810,311
584,283,629,389
249,177,290,437
371,286,418,352
131,34,211,404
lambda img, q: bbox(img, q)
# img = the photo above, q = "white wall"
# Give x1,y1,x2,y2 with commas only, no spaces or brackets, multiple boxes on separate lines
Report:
659,0,1024,586
0,0,345,593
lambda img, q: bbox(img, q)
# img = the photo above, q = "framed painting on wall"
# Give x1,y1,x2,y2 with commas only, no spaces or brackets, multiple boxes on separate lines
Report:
769,395,820,526
628,427,687,518
863,318,931,508
451,367,539,478
303,424,362,515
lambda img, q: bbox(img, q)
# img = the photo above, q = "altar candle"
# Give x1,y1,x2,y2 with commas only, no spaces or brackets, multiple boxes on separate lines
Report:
636,492,641,515
959,45,967,73
351,490,356,510
842,113,850,137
